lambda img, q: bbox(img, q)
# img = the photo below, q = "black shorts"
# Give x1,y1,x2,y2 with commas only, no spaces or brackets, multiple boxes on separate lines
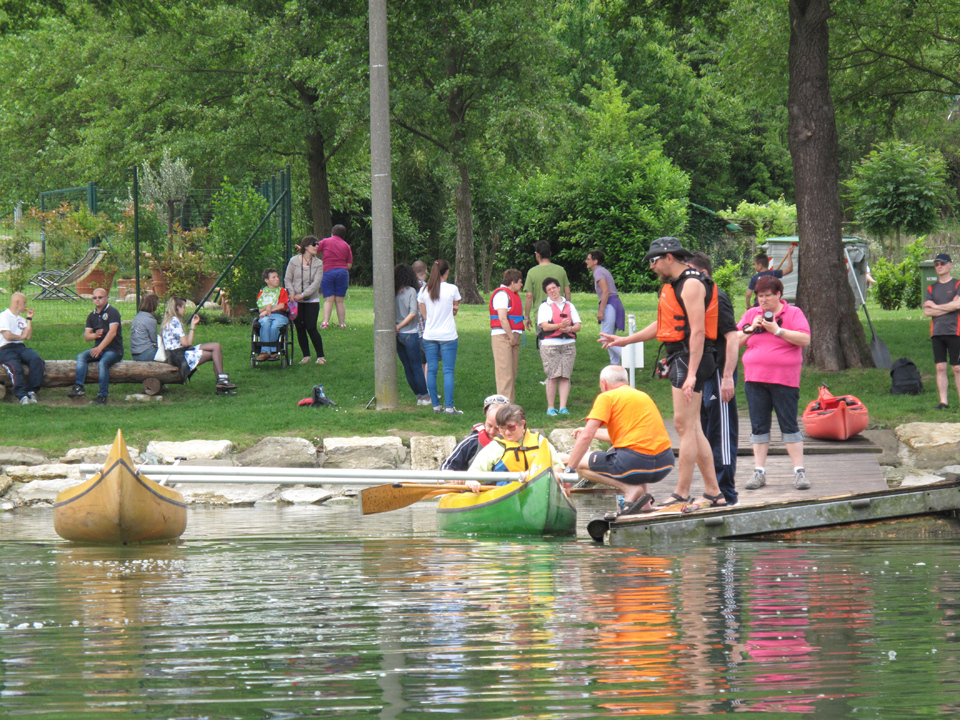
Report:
932,335,960,365
667,350,716,394
587,447,675,486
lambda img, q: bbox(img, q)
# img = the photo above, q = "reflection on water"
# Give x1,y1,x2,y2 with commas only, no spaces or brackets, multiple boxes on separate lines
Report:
3,502,960,718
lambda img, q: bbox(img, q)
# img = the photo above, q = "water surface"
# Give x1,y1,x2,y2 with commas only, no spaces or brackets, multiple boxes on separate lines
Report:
3,501,960,719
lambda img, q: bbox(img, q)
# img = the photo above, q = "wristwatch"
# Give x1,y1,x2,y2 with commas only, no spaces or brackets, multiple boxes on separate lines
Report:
775,327,784,338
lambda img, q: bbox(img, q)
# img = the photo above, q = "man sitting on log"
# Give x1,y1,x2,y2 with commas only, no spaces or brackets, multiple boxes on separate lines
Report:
68,288,123,405
0,292,45,405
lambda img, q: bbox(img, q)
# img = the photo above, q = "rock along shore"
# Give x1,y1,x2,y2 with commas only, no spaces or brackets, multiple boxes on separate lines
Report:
3,424,959,510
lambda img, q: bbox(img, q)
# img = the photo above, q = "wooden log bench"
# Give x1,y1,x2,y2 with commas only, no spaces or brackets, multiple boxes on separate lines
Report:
0,360,183,399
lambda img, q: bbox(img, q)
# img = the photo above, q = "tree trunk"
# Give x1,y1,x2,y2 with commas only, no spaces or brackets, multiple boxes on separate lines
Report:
788,0,873,370
452,159,483,303
306,129,333,238
2,360,183,389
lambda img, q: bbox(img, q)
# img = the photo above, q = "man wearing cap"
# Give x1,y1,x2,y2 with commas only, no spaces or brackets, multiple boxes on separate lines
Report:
0,292,45,405
923,253,960,409
439,394,510,471
600,237,726,507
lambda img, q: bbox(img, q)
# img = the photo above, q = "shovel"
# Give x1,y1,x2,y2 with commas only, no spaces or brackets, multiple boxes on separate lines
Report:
844,248,892,370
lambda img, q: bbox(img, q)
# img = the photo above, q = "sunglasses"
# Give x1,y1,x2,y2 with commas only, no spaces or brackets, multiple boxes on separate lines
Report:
502,422,523,431
92,294,107,299
935,261,949,267
648,255,662,265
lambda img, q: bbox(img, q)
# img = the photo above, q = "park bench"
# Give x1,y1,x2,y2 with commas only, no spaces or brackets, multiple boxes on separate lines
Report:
0,360,183,400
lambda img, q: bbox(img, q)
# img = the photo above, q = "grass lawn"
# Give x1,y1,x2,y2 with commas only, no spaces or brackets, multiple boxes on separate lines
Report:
0,287,950,456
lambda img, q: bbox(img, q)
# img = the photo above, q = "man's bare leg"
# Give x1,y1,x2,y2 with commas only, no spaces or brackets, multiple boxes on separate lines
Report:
573,462,651,507
671,386,723,500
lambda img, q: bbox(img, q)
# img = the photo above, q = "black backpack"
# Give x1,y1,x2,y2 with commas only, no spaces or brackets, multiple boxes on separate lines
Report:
890,358,923,395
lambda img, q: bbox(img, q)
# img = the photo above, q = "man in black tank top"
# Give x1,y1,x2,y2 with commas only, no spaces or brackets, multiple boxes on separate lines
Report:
923,253,960,409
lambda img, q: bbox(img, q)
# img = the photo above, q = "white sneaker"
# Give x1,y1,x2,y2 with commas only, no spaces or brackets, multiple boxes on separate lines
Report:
27,392,38,404
794,469,810,490
20,396,31,405
417,398,432,406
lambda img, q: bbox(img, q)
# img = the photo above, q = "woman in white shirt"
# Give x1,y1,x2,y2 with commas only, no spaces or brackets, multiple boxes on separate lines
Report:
417,259,462,415
537,277,582,415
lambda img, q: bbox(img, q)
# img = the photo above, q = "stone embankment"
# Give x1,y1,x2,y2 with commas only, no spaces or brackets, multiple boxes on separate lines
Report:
4,424,955,510
0,429,587,510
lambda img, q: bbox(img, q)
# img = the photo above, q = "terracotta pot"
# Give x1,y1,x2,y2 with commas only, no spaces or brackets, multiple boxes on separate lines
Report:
150,263,168,299
76,269,115,296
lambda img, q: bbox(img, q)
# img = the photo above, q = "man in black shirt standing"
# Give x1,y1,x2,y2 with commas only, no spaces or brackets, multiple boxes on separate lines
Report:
689,253,739,506
68,288,123,405
923,253,960,410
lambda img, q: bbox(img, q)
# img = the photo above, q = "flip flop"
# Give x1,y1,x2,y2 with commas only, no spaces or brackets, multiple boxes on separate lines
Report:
618,493,654,516
657,493,692,507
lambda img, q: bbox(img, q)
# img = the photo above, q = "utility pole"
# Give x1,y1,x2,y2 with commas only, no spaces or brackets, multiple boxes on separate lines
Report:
370,0,398,409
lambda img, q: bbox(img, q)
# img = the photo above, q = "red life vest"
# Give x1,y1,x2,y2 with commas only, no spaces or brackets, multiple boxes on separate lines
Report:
656,270,718,343
542,300,577,340
489,286,524,331
476,424,494,447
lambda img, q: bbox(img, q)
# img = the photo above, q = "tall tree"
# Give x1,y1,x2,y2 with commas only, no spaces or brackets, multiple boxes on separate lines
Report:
389,0,562,303
788,0,871,370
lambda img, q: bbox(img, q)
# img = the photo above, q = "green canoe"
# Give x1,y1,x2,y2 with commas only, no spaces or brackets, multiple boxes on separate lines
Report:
436,466,577,536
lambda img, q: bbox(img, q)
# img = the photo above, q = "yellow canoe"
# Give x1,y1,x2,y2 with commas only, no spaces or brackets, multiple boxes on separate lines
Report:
53,429,187,544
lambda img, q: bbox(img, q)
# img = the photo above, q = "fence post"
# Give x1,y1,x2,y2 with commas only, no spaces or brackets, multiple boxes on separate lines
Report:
87,182,97,216
132,165,141,308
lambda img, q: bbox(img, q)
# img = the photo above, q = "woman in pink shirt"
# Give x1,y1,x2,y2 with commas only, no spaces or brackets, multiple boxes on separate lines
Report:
317,224,353,329
737,275,811,493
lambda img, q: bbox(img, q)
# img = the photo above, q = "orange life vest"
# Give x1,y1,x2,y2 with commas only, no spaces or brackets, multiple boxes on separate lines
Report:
489,286,524,331
656,270,718,343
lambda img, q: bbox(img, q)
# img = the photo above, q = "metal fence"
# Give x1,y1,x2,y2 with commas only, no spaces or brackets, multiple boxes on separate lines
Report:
2,168,292,325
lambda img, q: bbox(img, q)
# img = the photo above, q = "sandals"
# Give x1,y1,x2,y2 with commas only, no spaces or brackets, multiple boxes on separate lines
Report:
657,493,692,507
619,493,654,516
320,322,329,330
701,493,727,508
316,357,326,364
300,357,312,364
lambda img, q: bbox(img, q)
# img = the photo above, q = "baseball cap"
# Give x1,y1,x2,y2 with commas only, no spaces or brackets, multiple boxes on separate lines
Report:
642,236,692,263
935,253,952,264
483,394,510,412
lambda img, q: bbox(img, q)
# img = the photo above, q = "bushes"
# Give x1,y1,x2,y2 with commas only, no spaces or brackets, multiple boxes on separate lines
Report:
871,238,927,310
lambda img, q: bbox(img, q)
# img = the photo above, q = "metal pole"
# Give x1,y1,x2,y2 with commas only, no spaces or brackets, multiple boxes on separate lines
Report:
133,166,141,308
370,0,398,409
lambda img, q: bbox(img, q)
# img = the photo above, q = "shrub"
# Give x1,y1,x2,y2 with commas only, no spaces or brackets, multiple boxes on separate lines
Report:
711,259,746,304
871,257,906,310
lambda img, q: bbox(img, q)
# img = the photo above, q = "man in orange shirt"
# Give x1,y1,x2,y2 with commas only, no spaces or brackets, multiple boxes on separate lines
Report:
564,365,676,515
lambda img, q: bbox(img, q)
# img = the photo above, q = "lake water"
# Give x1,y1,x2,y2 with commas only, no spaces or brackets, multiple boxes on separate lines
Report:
3,498,960,719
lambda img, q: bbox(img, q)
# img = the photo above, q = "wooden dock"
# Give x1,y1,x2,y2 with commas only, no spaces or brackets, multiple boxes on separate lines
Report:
590,418,960,545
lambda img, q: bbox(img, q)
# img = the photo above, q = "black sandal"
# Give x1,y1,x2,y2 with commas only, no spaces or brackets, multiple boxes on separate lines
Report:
657,493,692,507
701,492,727,507
619,493,654,516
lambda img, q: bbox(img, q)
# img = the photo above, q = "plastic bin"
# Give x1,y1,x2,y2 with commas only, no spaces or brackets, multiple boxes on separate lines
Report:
919,260,939,298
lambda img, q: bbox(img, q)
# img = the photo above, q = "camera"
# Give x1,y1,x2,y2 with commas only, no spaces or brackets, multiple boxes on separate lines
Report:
747,310,775,334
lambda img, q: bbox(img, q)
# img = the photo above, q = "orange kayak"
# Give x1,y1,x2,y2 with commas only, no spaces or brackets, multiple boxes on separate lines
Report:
801,385,869,441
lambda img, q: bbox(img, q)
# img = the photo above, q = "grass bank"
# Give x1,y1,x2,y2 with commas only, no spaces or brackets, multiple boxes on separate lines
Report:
0,287,948,455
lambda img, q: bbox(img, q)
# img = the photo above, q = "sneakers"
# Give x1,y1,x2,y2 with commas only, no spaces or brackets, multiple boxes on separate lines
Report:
93,395,107,405
417,398,432,406
67,384,86,398
444,407,464,415
794,468,810,490
26,392,38,404
745,469,766,490
433,406,444,413
546,408,558,416
20,396,31,405
557,407,569,415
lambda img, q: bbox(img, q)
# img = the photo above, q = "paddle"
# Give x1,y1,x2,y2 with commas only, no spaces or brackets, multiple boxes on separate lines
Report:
775,242,797,271
844,248,892,370
360,483,498,515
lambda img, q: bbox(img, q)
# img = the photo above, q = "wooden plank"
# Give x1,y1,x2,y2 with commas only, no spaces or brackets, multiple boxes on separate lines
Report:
664,417,880,456
607,479,960,546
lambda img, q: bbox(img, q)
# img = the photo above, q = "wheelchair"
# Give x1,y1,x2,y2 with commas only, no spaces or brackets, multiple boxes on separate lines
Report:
250,310,292,369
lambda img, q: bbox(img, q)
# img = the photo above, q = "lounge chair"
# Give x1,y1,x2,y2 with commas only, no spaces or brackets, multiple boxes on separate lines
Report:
29,247,107,301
